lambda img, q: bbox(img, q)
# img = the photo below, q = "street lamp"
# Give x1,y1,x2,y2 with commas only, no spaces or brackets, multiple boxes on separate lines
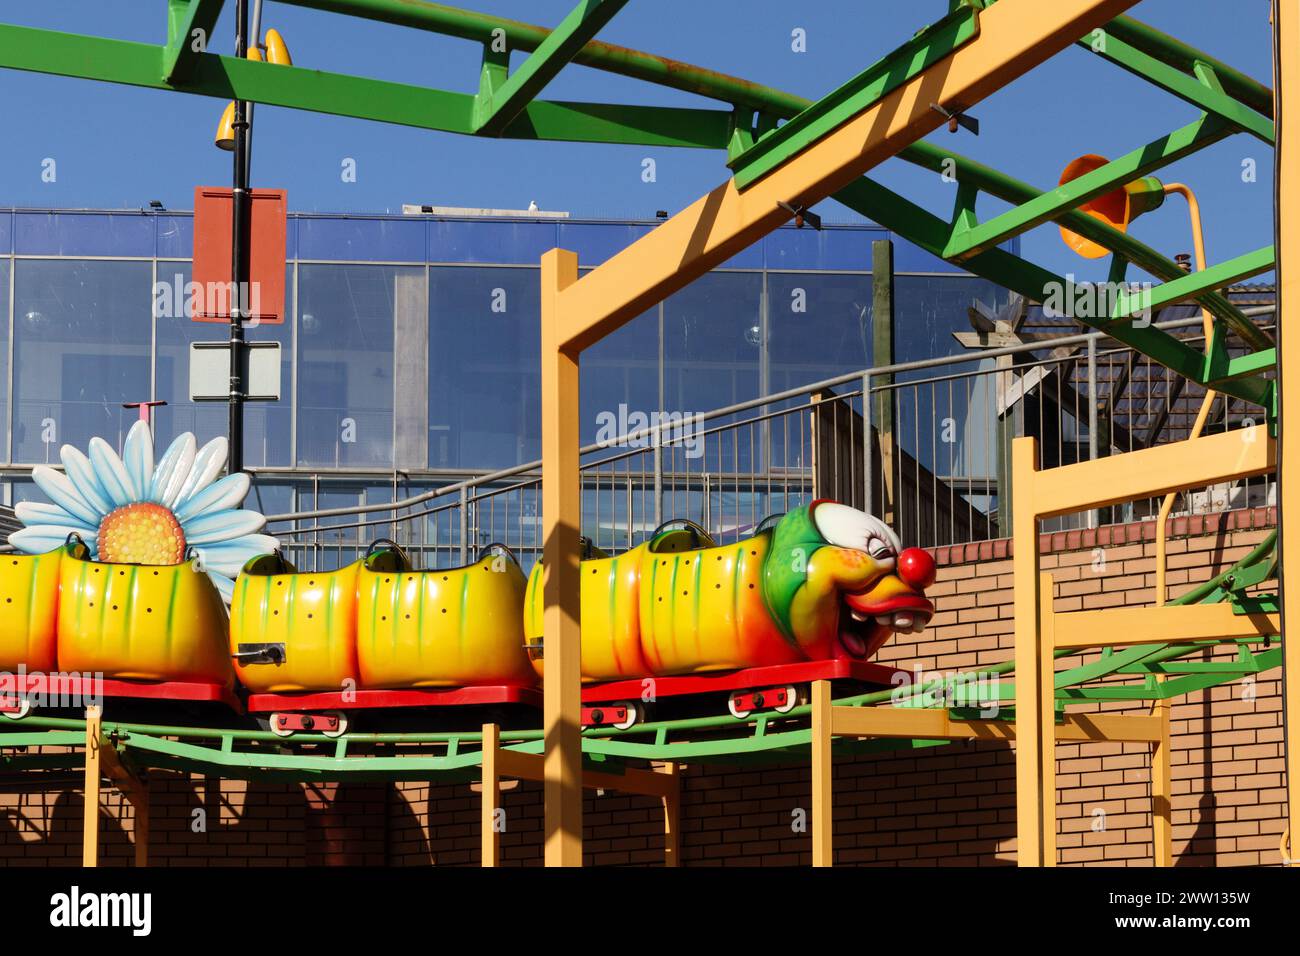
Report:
211,8,292,476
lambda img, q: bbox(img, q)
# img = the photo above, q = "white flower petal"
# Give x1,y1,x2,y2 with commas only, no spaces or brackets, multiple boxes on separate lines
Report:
174,472,250,524
151,433,197,507
122,420,154,501
192,536,279,575
31,466,102,527
206,570,236,604
8,525,97,555
59,446,115,517
88,437,134,508
14,501,96,531
183,508,266,545
176,437,228,505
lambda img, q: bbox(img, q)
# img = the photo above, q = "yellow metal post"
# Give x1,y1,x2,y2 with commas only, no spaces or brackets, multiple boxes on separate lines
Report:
1038,571,1057,867
1151,693,1174,866
132,788,149,868
659,762,680,867
82,705,102,869
1278,0,1300,868
481,722,500,868
1012,438,1047,866
540,247,584,867
811,678,833,867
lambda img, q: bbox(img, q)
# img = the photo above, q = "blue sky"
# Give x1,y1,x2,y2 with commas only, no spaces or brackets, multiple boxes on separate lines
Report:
0,0,1276,282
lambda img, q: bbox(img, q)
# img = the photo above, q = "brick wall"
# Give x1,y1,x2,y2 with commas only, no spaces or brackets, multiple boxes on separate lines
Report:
0,510,1285,866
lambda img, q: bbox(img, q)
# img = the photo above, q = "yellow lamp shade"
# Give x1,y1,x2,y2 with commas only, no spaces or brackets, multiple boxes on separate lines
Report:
214,100,236,151
264,29,292,66
1057,153,1166,259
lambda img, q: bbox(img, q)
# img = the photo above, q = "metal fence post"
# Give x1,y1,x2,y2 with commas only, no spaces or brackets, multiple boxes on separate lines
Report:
1087,334,1098,528
459,485,469,565
862,370,874,516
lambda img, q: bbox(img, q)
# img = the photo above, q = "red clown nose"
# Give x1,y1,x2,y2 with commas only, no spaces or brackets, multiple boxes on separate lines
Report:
896,547,936,591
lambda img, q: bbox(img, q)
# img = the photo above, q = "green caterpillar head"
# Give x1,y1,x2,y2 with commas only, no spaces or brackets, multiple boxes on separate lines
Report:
762,501,935,661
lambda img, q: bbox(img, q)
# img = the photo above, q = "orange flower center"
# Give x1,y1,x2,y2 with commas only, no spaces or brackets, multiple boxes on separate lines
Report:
97,503,186,565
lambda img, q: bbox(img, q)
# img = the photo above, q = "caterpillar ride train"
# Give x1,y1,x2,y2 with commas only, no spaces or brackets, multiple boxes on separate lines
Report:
0,425,936,735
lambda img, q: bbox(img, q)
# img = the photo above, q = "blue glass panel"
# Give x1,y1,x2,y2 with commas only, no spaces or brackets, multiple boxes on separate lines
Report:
155,214,194,259
0,259,7,459
297,216,424,262
296,264,405,467
895,275,1011,365
580,305,659,447
892,236,968,274
12,259,153,463
0,211,11,254
764,225,884,272
663,271,763,413
428,220,558,264
556,222,654,266
428,266,540,469
152,263,294,467
766,272,874,393
14,212,154,258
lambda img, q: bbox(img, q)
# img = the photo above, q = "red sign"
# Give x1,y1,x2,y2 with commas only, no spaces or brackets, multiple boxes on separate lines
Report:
191,186,287,324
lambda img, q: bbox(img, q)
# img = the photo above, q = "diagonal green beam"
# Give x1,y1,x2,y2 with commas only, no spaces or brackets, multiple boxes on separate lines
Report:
943,113,1230,260
1104,15,1274,118
902,140,1272,351
831,175,1271,406
726,3,981,190
163,0,225,84
473,0,631,136
1079,25,1273,142
1110,245,1275,320
0,22,732,148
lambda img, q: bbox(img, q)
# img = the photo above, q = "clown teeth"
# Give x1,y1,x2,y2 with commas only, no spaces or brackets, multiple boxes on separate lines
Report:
893,613,914,630
875,615,891,626
849,610,869,623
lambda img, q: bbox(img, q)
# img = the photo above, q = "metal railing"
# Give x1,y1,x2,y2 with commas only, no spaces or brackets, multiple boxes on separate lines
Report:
265,308,1275,572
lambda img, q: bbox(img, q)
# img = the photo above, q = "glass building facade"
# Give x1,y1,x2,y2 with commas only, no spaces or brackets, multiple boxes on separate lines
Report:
0,208,1014,545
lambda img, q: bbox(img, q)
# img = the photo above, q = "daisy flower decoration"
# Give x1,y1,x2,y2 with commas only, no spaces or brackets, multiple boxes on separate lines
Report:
8,420,277,602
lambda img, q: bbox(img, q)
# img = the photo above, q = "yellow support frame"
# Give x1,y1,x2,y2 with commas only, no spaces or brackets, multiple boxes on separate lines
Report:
81,705,150,868
1278,0,1300,868
478,723,679,867
1012,432,1277,866
808,678,1166,867
536,0,1138,867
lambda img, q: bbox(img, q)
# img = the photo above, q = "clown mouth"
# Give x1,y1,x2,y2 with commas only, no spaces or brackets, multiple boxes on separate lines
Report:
837,593,934,658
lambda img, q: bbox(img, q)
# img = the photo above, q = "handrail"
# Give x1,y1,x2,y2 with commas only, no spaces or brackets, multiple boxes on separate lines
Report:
263,307,1272,525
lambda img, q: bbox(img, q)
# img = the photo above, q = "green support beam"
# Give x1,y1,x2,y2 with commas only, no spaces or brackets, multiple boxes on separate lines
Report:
726,3,980,190
0,22,733,148
1080,25,1274,142
473,0,631,135
943,113,1231,260
163,0,225,84
1110,245,1276,320
1102,15,1275,118
831,175,1272,406
901,140,1272,352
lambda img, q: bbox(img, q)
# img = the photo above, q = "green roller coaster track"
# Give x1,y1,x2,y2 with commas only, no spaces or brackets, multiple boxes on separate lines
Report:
0,530,1280,782
0,0,1284,782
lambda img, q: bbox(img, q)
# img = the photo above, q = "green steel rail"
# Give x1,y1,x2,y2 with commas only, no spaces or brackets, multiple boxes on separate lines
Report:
0,532,1279,782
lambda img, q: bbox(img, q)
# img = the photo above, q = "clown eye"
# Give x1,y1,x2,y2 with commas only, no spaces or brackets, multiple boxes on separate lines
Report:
867,537,894,560
813,502,900,559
